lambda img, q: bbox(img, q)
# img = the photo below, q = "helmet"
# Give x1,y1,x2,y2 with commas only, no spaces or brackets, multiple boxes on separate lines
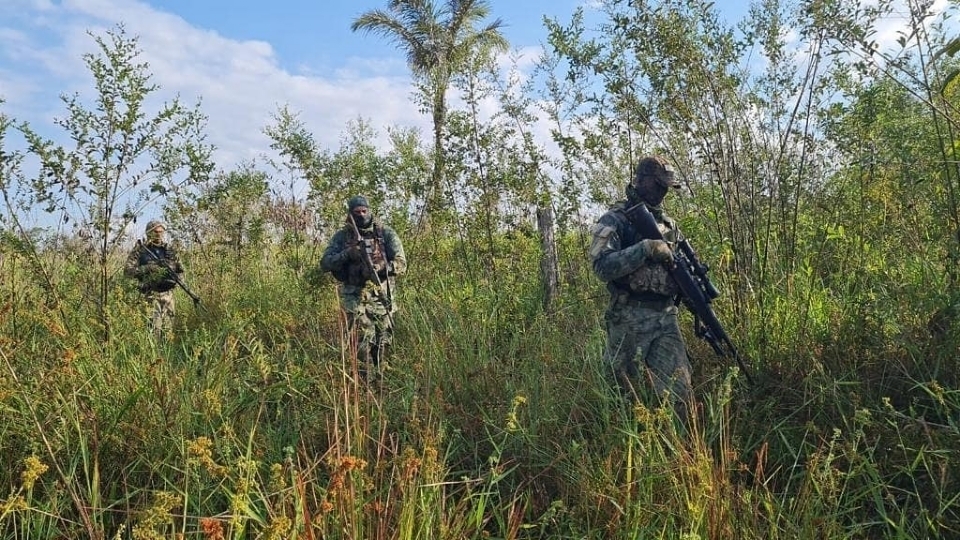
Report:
145,220,166,234
633,156,680,189
347,195,369,211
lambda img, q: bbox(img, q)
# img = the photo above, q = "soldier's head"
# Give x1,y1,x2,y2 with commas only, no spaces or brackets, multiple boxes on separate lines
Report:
348,195,372,228
626,155,680,206
145,220,166,245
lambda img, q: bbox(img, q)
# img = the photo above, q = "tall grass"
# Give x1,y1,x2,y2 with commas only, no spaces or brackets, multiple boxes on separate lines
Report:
1,230,958,539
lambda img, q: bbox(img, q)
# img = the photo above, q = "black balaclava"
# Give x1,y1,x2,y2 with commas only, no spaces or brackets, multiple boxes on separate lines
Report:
348,195,373,229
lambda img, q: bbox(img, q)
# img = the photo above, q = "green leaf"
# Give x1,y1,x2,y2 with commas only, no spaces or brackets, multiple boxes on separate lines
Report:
940,67,960,93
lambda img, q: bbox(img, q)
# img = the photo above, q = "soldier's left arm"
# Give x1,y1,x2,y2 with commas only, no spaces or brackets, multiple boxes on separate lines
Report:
124,245,143,279
384,227,407,276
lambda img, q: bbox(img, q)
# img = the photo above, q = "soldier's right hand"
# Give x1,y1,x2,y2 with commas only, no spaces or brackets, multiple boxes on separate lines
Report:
345,245,363,262
640,239,674,264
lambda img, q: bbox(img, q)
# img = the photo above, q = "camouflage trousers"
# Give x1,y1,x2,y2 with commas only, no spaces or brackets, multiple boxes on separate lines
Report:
603,297,693,419
341,287,395,381
144,290,176,339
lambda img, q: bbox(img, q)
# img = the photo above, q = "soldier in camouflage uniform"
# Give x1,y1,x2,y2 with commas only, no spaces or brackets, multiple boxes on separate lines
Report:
125,220,185,339
321,196,407,381
590,156,694,421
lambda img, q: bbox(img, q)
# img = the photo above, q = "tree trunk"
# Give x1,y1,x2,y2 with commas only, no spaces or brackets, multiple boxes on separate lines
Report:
537,205,559,312
419,86,447,233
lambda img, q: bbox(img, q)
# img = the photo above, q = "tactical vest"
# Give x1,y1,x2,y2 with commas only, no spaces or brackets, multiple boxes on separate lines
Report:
138,244,178,293
362,226,387,270
343,225,387,285
613,207,681,298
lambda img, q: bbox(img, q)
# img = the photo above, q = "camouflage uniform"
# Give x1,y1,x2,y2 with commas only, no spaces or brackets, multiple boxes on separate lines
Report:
590,156,694,420
321,197,407,380
124,221,184,339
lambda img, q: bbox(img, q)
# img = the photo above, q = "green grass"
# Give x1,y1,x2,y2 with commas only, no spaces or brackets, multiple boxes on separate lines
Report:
1,235,958,540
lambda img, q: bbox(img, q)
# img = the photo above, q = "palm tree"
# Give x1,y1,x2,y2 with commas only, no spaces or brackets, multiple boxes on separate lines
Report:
351,0,508,224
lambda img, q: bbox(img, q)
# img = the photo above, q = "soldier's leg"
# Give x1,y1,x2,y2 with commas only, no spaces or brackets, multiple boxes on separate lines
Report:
149,298,163,339
353,307,377,380
158,291,176,339
367,299,395,381
148,291,175,339
603,306,645,402
371,312,391,371
642,310,694,421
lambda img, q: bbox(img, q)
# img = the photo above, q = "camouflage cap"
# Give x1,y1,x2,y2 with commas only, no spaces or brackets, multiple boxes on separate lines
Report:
145,220,166,234
347,195,369,211
634,156,680,189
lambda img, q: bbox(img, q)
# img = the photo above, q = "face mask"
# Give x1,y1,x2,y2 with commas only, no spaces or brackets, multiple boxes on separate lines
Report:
627,176,668,206
351,210,372,229
640,179,668,206
146,229,166,245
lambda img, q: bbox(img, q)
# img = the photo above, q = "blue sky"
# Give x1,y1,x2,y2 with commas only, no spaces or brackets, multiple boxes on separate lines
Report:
1,0,942,234
0,0,943,177
0,0,606,173
151,0,584,74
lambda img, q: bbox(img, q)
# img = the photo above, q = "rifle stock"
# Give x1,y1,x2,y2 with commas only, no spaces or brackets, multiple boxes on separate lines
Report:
624,203,754,384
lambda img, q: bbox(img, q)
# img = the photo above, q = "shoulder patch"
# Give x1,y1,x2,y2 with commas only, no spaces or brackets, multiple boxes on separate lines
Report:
589,224,617,260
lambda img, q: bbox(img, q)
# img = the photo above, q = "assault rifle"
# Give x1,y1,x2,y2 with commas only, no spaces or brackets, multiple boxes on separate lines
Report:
624,203,754,385
347,216,394,322
139,241,202,307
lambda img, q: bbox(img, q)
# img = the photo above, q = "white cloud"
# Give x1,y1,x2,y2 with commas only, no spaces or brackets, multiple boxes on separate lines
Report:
0,67,35,105
0,0,429,176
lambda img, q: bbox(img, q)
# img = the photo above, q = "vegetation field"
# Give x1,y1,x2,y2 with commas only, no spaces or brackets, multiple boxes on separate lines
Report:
2,0,960,538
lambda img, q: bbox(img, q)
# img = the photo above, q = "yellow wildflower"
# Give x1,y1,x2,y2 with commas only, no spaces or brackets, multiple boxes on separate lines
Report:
21,455,49,490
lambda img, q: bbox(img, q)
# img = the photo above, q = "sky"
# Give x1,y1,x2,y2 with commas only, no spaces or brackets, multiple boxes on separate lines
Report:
0,0,607,174
0,0,940,216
